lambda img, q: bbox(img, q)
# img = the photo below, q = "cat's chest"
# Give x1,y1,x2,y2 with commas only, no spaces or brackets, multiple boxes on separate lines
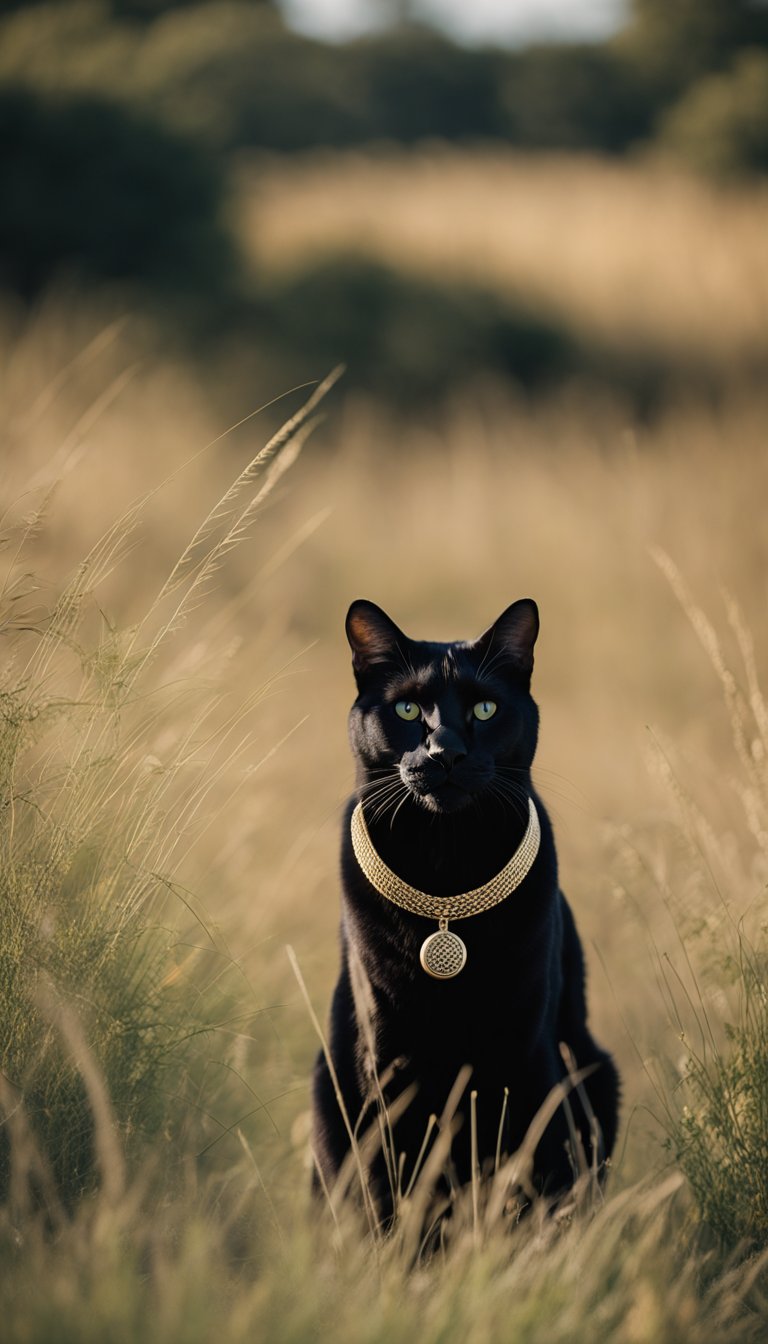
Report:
346,893,558,1020
357,934,558,1081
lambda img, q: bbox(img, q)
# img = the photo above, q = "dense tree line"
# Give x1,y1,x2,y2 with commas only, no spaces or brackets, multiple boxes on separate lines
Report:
1,0,767,405
1,0,766,161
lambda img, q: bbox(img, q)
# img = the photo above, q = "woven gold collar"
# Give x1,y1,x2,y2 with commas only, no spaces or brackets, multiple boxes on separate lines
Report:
350,796,540,922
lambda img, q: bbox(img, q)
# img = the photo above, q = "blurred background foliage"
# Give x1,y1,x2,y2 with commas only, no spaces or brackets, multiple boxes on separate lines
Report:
1,0,768,406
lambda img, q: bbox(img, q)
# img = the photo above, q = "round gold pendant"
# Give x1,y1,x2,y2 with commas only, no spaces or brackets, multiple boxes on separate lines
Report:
420,928,467,979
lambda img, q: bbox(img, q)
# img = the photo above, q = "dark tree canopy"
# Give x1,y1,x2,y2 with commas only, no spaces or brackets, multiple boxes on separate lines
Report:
622,0,768,95
0,86,236,300
0,0,275,13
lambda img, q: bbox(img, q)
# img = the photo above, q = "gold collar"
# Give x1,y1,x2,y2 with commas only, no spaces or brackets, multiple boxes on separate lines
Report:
350,796,540,923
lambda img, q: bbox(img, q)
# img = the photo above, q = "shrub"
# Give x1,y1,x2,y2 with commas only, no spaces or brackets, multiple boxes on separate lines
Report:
0,84,236,300
498,44,654,153
619,0,768,102
252,256,576,402
674,955,768,1248
352,27,504,144
658,51,768,178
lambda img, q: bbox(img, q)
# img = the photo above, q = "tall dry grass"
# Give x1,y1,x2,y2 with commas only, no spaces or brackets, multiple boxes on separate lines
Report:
4,308,768,1146
0,357,341,1209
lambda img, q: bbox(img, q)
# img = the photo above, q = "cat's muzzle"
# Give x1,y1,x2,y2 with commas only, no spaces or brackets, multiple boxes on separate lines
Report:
401,763,477,814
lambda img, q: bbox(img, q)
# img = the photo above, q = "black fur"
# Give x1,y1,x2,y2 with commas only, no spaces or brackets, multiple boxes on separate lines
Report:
312,599,619,1224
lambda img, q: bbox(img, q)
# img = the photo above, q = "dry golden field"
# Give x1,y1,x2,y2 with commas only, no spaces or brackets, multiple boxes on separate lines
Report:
237,148,768,369
2,151,768,1340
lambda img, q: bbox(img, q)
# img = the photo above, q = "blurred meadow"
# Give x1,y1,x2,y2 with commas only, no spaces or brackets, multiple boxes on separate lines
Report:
2,0,768,1339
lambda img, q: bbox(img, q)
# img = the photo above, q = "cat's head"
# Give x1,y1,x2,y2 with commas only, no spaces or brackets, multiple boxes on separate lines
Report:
346,599,539,816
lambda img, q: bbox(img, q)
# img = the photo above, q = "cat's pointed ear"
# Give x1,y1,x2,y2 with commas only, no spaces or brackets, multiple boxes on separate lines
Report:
346,600,407,677
474,599,539,680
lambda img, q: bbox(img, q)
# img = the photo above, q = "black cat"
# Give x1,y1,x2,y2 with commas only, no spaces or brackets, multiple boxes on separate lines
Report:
312,598,619,1227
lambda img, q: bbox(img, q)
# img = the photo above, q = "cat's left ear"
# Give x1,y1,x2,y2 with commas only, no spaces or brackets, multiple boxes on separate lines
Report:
346,600,407,677
473,599,539,680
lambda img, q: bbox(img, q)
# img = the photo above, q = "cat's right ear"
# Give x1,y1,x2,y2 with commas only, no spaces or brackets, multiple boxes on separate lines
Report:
346,600,406,678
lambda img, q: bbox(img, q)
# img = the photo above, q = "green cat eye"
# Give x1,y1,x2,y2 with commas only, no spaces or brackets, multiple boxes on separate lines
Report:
473,700,497,721
395,701,420,721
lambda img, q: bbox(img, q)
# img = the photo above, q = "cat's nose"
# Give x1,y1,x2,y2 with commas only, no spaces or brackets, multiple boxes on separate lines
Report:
427,728,467,772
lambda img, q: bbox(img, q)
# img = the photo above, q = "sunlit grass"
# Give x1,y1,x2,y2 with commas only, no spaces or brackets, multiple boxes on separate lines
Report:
0,368,338,1209
236,148,768,368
